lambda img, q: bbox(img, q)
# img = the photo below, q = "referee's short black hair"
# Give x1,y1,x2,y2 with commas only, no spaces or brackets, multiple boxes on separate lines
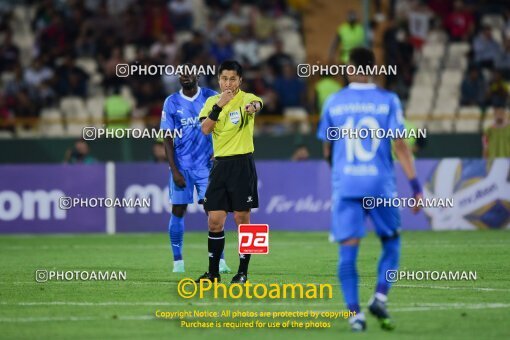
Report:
218,60,243,78
349,47,375,68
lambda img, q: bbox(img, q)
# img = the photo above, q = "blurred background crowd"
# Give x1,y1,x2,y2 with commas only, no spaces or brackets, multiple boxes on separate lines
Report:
0,0,509,159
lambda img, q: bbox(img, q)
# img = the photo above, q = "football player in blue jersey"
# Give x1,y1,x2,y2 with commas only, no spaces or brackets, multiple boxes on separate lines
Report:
160,64,231,274
317,48,423,332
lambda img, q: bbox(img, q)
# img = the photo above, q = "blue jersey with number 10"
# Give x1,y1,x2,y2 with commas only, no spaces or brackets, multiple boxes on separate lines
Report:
160,87,218,170
317,83,405,198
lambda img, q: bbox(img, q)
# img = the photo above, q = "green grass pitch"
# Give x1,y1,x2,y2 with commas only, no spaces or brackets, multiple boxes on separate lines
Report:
1,230,509,339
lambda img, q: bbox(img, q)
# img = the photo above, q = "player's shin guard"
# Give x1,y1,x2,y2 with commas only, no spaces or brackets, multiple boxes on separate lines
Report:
338,244,360,313
208,231,225,275
376,235,401,297
169,214,184,261
237,254,251,274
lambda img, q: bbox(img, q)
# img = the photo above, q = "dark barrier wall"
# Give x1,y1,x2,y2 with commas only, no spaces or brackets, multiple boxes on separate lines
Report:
0,134,482,163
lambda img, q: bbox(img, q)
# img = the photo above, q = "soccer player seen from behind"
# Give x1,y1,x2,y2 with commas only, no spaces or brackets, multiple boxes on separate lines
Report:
317,47,423,332
197,60,263,284
160,64,231,274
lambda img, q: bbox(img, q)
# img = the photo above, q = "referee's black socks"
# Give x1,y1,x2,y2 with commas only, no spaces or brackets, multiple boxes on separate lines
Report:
208,230,225,275
238,254,251,275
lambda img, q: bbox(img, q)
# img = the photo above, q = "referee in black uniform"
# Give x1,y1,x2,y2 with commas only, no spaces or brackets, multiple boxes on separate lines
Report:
196,60,263,283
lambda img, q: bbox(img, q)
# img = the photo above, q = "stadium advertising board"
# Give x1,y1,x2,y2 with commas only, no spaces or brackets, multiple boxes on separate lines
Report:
1,159,509,233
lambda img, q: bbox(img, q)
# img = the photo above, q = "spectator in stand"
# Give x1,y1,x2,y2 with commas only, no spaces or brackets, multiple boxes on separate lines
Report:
486,71,508,106
266,39,293,77
104,87,132,130
272,63,309,133
251,5,276,42
100,46,125,94
168,0,193,32
460,67,486,107
0,93,15,132
473,25,502,69
142,4,174,45
150,33,178,65
314,74,342,115
383,20,414,98
120,4,144,45
445,0,474,42
219,1,249,38
482,105,510,158
407,1,433,50
5,65,34,99
75,28,97,58
179,30,207,63
56,54,89,98
37,12,68,58
329,10,365,63
272,63,307,111
0,31,20,72
233,29,260,68
24,57,54,89
209,31,235,64
495,38,510,79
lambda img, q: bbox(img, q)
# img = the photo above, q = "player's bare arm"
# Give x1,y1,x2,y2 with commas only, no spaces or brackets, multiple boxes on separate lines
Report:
163,136,186,188
394,138,422,213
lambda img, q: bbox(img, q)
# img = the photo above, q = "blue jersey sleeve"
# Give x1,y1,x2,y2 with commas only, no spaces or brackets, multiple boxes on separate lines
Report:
160,97,175,131
388,93,405,137
316,97,334,141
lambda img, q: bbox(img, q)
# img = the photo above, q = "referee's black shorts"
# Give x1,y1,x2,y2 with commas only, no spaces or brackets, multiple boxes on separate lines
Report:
204,153,258,212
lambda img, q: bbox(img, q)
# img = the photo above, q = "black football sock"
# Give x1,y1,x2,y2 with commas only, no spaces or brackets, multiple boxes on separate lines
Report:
238,254,251,275
208,230,225,275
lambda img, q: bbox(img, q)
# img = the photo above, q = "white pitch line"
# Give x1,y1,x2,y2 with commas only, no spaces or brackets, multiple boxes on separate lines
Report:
2,301,510,308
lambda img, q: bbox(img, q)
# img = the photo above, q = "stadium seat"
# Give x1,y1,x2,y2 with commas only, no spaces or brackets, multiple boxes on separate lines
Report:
449,42,470,56
60,97,86,114
428,119,454,133
418,57,441,71
257,43,276,63
86,96,105,119
15,126,41,138
426,30,448,44
123,44,136,62
174,31,193,46
406,103,431,117
458,106,482,115
409,86,434,102
482,14,504,29
121,86,136,107
41,123,66,137
414,71,438,86
0,131,14,138
422,43,445,59
66,124,85,137
440,70,463,85
75,58,98,76
455,119,479,133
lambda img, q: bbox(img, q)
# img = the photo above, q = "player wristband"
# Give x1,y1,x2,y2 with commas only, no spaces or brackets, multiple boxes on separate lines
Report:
409,178,422,195
208,104,222,121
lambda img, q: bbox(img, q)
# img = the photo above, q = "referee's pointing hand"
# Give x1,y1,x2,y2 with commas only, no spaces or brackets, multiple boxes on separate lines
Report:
217,90,234,107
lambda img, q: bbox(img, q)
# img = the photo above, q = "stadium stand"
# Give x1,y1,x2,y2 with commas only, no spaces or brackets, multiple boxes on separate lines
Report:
0,0,509,138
